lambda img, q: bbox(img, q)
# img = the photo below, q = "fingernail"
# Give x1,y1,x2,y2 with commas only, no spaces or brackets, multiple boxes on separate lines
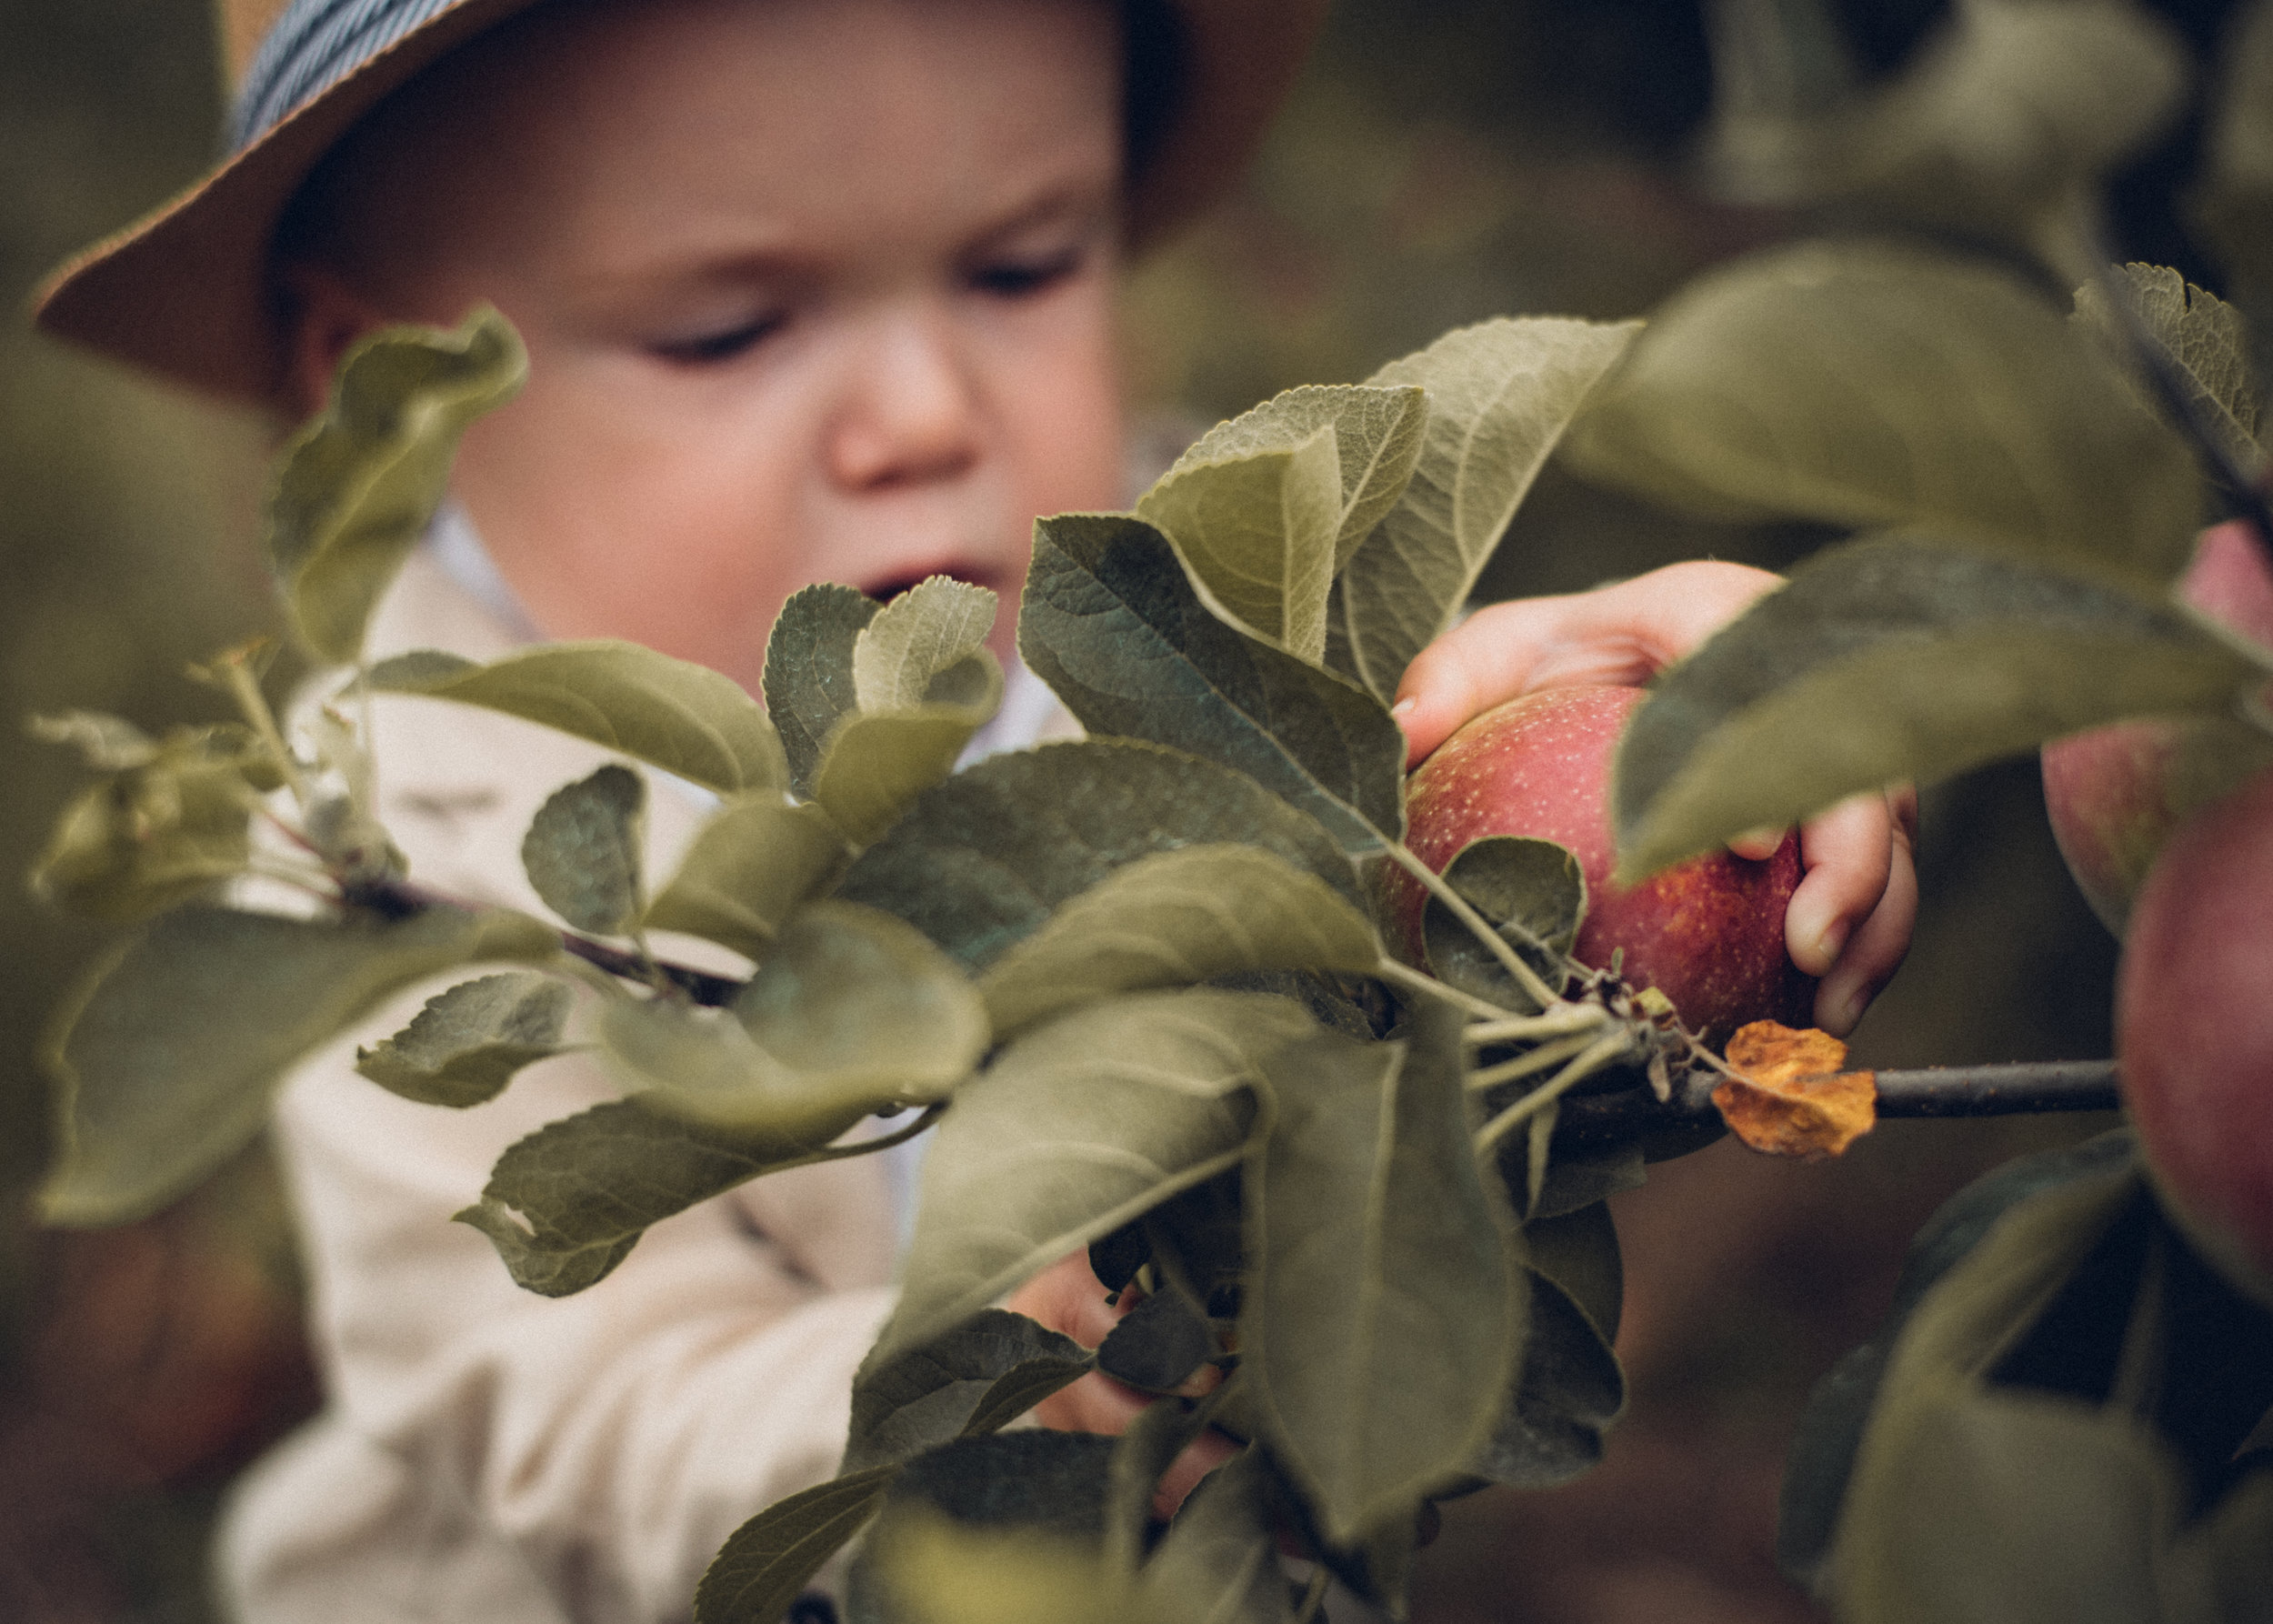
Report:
1786,895,1846,975
1390,697,1417,720
1729,825,1785,860
1817,977,1867,1036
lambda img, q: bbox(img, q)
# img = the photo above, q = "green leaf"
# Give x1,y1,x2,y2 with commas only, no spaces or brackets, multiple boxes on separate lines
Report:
1613,533,2272,877
43,903,554,1225
642,797,850,961
2074,264,2263,476
355,971,572,1108
266,308,526,662
809,697,1000,847
837,740,1362,974
1136,385,1430,663
845,1309,1095,1475
1242,1002,1521,1543
694,1465,898,1624
456,1095,886,1297
1022,514,1407,853
28,709,159,770
608,901,986,1133
1777,1131,2139,1587
1331,316,1640,703
853,577,999,713
857,1515,1157,1624
521,764,645,934
2173,1466,2273,1620
1838,1387,2190,1624
976,845,1380,1038
29,742,256,923
1469,1264,1625,1489
369,641,788,796
2197,0,2273,293
1096,1288,1217,1394
1154,385,1431,570
1526,1198,1624,1343
1566,240,2202,588
1703,0,2185,269
1104,1387,1222,1570
1421,836,1585,1011
763,583,883,799
1815,1135,2158,1617
849,1433,1121,1623
1145,1449,1297,1624
877,988,1317,1361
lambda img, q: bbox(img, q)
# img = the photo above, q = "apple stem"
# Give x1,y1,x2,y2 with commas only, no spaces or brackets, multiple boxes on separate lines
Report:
1472,1028,1641,1154
1379,839,1565,1010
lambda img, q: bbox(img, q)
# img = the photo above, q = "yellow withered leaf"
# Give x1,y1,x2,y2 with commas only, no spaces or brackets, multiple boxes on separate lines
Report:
1713,1021,1877,1160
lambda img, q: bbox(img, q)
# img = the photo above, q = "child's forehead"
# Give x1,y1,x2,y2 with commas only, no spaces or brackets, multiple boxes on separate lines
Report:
35,0,1327,399
324,0,1127,286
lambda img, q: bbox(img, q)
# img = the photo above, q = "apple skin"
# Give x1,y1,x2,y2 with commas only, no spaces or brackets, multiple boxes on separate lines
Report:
1386,685,1816,1040
2116,760,2273,1304
2043,521,2273,935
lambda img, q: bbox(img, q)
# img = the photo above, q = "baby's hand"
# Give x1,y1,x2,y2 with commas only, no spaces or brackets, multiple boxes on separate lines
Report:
1391,561,1918,1038
1001,1252,1234,1519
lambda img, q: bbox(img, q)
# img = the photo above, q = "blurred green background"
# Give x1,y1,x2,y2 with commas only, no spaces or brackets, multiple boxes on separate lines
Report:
0,0,2221,1617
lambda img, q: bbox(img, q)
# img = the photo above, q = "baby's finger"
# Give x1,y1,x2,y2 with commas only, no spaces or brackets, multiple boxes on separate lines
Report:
1392,562,1783,766
1727,825,1787,861
1786,792,1897,977
1150,1428,1240,1521
1815,788,1919,1037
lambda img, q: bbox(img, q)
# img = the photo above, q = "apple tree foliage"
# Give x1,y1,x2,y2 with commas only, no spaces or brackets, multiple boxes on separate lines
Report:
22,0,2273,1619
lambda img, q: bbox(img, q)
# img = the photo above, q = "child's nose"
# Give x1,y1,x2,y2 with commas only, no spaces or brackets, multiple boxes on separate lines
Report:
824,311,983,493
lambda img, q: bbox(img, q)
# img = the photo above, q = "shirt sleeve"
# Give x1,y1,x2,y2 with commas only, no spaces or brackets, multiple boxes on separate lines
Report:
222,682,904,1624
225,990,899,1624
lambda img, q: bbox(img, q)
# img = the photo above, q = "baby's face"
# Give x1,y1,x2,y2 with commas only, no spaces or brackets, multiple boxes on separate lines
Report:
312,0,1128,690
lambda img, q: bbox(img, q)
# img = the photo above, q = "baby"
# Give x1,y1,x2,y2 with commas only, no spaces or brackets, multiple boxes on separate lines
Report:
35,1,1916,1619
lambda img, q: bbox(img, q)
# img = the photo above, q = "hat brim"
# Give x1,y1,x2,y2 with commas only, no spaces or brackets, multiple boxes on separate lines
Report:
34,0,1325,404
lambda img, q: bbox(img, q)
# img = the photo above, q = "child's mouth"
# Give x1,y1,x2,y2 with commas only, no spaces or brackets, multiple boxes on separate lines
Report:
862,561,1007,605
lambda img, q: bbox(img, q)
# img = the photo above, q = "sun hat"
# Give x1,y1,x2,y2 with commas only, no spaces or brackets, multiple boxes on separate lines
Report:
34,0,1327,404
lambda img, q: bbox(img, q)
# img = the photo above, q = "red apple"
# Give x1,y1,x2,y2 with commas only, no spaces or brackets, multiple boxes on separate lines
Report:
2043,521,2273,934
1386,685,1815,1040
2116,760,2273,1304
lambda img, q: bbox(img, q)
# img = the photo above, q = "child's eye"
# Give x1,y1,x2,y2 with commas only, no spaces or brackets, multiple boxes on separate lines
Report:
967,246,1084,300
649,313,786,366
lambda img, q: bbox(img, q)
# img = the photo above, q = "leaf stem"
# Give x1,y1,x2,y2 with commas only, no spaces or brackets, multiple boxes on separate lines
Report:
1372,958,1517,1022
1380,840,1562,1009
216,649,315,811
1466,1030,1605,1094
368,873,747,1006
557,933,743,1007
1473,1028,1638,1154
1291,1564,1332,1624
1463,1004,1611,1047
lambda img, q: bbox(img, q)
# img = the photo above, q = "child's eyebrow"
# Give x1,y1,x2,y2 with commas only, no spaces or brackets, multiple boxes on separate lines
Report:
956,192,1119,261
562,182,1119,304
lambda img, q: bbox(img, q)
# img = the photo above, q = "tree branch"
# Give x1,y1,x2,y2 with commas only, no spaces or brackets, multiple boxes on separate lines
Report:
351,874,746,1006
1547,1058,2120,1149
